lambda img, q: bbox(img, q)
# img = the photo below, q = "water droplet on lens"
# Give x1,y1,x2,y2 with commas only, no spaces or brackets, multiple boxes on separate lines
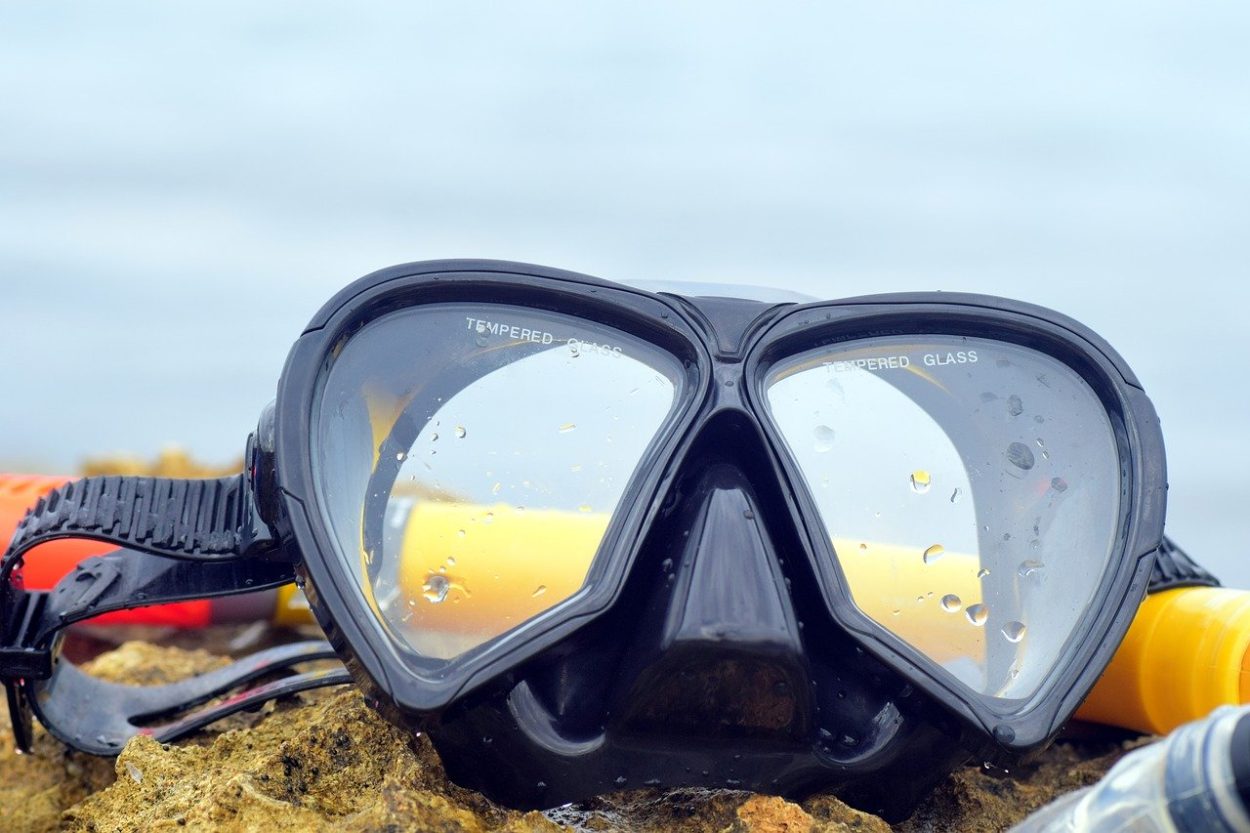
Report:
1051,477,1068,492
858,543,868,554
491,482,502,495
813,425,836,452
532,585,547,597
457,529,465,538
966,603,989,626
423,574,450,603
1018,560,1045,578
454,426,467,439
1035,437,1045,448
559,423,576,434
1006,442,1035,470
910,470,932,494
950,487,962,503
475,334,488,347
483,512,494,524
923,544,945,564
941,594,962,612
1007,395,1024,416
743,509,755,520
891,608,901,616
125,761,143,783
1002,621,1027,643
430,432,439,442
977,567,991,579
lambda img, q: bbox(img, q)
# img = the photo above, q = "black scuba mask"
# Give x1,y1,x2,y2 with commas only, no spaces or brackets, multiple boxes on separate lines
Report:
2,260,1208,820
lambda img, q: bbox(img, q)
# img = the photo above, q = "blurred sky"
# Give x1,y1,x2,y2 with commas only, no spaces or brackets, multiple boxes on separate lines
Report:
1,3,1248,581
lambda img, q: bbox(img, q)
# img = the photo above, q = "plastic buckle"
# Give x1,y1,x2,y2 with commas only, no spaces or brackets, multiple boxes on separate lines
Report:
0,590,53,681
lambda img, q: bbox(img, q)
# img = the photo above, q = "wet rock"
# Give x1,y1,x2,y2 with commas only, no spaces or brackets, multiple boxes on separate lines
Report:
0,639,1131,832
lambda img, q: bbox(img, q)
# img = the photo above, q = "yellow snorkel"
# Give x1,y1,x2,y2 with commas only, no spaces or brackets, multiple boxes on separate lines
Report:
382,501,1250,734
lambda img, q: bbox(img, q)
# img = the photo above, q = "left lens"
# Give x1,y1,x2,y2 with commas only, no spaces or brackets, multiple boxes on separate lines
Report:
312,302,685,661
763,334,1122,699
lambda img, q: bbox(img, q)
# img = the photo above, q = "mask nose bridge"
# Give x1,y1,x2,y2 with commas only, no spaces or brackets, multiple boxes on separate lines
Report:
659,461,803,655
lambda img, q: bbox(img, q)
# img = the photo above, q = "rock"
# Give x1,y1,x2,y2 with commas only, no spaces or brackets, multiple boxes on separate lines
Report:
0,639,1133,832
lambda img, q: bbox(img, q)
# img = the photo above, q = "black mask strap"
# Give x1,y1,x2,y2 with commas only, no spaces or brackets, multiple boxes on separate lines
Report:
3,474,273,563
1149,536,1219,592
1,475,349,755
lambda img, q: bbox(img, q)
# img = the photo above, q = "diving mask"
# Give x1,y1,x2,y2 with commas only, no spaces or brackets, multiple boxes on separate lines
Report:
1,260,1202,820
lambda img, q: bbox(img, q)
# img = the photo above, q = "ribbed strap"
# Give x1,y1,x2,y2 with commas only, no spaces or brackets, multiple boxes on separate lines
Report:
1148,536,1219,592
5,475,266,562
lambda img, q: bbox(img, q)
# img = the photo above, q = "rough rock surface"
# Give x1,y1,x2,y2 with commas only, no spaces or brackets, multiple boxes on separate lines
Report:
0,640,1137,833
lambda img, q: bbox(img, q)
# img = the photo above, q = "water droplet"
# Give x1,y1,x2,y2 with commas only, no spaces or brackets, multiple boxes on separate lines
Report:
395,451,407,462
1051,477,1068,492
457,529,465,538
977,567,991,579
743,509,755,520
813,425,836,452
923,544,945,564
475,334,488,347
940,594,962,612
858,543,868,554
1006,442,1035,470
559,423,576,434
423,574,450,603
1018,559,1045,577
532,585,547,597
483,512,494,524
447,557,456,566
125,761,143,783
1002,621,1027,643
1035,437,1045,448
578,504,593,513
454,426,467,439
430,432,439,442
950,487,962,503
491,482,502,495
910,470,932,494
891,608,901,616
1007,395,1024,416
966,603,989,626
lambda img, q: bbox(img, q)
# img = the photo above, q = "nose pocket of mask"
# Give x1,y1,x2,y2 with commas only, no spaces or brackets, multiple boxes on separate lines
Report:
616,463,810,739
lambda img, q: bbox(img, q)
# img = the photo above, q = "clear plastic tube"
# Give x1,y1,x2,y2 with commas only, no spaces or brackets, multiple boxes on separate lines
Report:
1009,706,1250,833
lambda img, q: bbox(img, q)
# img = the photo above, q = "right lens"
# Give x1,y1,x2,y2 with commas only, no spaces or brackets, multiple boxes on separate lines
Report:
764,333,1122,700
313,302,686,660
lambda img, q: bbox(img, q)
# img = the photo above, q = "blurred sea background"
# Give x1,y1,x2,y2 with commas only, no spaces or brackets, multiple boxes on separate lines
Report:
1,3,1247,582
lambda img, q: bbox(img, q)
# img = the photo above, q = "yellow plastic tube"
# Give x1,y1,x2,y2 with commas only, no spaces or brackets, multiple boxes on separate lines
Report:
1076,586,1250,734
244,491,1250,737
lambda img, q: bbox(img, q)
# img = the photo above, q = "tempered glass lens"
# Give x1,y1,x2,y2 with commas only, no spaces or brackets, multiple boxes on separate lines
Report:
764,335,1121,699
313,302,684,660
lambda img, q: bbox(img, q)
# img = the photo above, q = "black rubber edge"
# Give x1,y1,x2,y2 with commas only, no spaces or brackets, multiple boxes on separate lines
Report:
1230,711,1250,818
